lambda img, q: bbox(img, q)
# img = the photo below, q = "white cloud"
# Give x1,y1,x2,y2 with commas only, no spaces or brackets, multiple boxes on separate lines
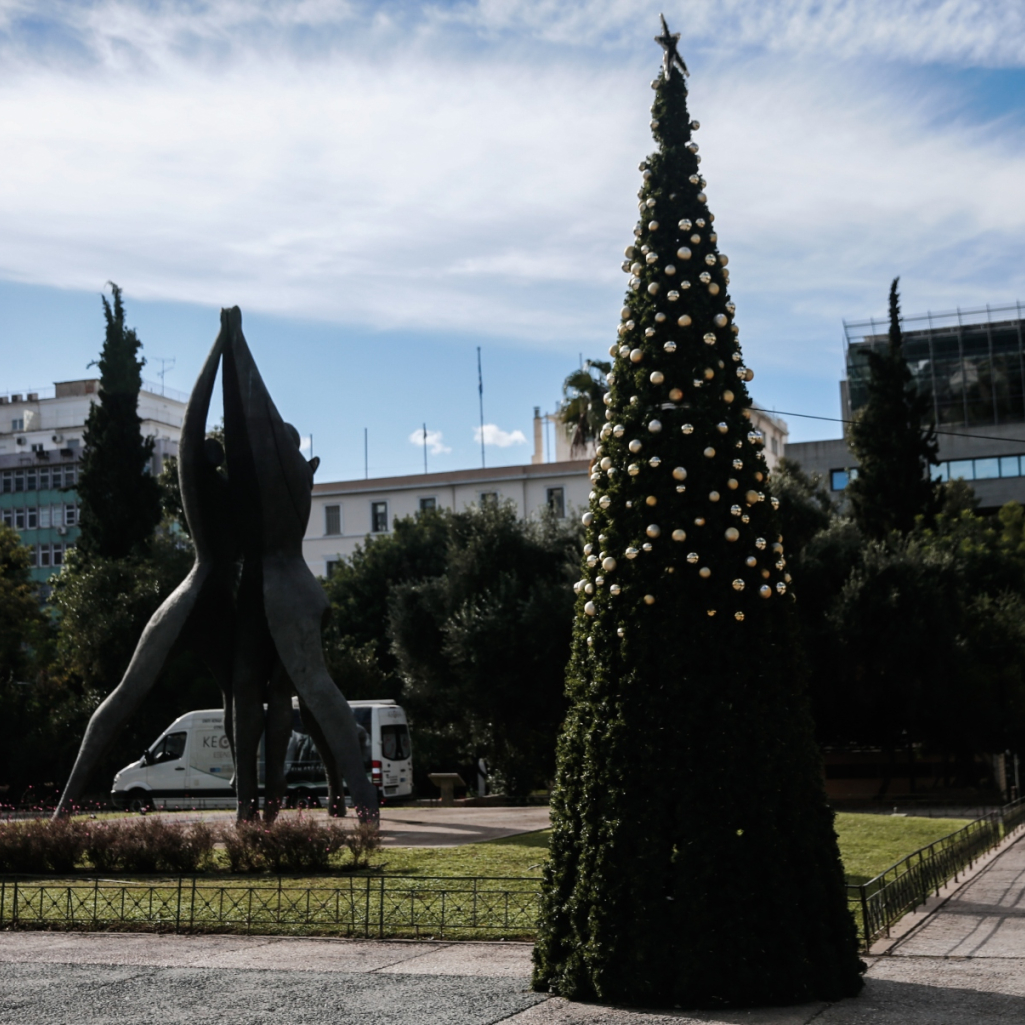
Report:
409,427,451,455
475,423,527,447
0,0,1022,370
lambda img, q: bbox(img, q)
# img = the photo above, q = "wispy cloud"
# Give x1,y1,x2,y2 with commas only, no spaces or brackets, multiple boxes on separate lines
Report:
409,427,451,455
0,0,1022,381
475,423,527,447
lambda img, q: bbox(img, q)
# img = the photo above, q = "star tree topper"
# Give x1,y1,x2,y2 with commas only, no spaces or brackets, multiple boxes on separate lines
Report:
655,13,689,79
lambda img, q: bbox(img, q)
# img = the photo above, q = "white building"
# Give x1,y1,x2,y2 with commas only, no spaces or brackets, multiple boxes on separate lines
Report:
303,403,788,578
0,378,186,473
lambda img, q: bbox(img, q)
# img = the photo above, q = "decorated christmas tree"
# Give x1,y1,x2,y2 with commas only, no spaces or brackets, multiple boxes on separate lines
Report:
532,19,864,1009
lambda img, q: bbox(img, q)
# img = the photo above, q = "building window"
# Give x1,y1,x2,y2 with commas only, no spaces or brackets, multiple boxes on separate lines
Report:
25,470,36,490
52,544,64,566
546,487,566,518
326,560,339,578
63,465,77,486
38,468,50,489
324,504,341,536
14,471,24,493
1,471,10,493
39,545,50,567
830,468,859,492
371,501,388,533
1,509,11,528
27,507,37,529
29,545,38,567
770,436,779,455
64,504,77,526
14,508,25,530
11,418,23,432
480,491,499,509
1000,455,1022,478
39,506,51,529
419,497,437,513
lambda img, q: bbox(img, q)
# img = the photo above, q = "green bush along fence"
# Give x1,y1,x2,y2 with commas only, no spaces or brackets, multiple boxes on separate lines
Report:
847,795,1025,950
0,875,539,939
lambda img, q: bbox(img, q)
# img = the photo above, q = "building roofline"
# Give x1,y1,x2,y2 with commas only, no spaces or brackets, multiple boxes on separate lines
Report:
312,459,591,497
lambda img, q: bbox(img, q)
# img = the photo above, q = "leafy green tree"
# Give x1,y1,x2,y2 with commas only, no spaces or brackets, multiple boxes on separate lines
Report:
76,283,162,560
533,23,862,1008
847,279,940,538
0,526,52,795
389,503,579,796
559,360,610,454
772,458,834,561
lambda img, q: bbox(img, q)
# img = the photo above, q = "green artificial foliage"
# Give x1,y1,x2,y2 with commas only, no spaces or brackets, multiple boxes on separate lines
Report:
532,29,864,1009
847,279,940,539
76,284,162,560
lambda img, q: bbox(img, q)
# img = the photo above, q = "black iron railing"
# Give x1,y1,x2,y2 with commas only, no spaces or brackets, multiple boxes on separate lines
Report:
847,795,1025,950
0,875,539,939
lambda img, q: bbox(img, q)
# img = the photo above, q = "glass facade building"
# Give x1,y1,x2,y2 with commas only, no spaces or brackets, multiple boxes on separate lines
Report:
845,303,1025,427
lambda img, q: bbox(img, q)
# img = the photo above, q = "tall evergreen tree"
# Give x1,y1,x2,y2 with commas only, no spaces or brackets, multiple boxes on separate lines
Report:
847,279,940,538
76,284,162,559
533,19,863,1008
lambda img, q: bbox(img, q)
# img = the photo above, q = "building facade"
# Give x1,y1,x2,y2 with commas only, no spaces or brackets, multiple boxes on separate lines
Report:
0,380,186,582
303,460,592,578
788,303,1025,512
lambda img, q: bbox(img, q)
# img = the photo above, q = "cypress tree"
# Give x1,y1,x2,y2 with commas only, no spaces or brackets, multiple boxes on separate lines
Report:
847,279,940,538
532,19,863,1009
76,284,162,560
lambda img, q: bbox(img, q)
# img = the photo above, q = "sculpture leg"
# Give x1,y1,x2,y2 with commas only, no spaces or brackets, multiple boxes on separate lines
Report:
297,695,346,817
263,660,293,823
263,558,380,821
53,566,207,818
232,569,276,823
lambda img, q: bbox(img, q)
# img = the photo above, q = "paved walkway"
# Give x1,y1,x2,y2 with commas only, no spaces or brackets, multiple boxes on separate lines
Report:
142,805,552,847
2,832,1023,1023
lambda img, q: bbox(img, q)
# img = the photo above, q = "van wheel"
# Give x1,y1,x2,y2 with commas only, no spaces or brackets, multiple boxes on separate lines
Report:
127,790,152,813
295,788,319,810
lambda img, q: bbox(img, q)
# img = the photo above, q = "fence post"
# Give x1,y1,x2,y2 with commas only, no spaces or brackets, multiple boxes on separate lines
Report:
190,876,197,930
378,877,385,939
94,877,100,929
1,879,5,928
175,877,183,932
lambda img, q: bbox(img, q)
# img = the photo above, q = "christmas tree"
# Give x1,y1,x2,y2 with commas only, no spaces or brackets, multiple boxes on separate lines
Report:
532,19,864,1009
77,283,162,560
847,278,940,538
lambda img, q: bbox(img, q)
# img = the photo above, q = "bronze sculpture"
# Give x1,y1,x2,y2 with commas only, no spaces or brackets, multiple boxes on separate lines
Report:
54,308,378,822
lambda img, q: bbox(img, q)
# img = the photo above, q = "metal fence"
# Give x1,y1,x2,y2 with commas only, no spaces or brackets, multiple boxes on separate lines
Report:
0,875,539,939
847,795,1025,950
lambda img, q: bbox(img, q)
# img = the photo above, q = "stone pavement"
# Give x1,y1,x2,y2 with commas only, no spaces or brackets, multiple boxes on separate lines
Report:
1,831,1023,1024
142,804,553,847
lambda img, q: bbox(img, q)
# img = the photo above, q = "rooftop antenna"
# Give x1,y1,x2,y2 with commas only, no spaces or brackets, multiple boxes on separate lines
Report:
477,347,486,469
423,422,428,474
364,428,368,480
152,356,175,395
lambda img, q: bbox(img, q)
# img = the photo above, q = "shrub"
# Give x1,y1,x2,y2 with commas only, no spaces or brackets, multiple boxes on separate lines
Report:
0,821,42,873
41,817,90,873
82,819,215,873
220,821,266,874
85,822,123,872
344,820,381,869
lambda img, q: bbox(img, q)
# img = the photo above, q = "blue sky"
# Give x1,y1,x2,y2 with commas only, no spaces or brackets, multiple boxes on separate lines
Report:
1,0,1024,481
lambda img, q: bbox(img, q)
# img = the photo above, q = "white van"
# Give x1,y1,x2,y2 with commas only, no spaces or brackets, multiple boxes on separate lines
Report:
111,699,413,811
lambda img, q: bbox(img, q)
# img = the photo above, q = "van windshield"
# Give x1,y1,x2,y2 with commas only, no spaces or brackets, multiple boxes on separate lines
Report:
381,724,411,761
150,731,186,763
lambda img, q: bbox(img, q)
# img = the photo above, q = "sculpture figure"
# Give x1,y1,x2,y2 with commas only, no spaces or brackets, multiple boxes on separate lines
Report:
55,308,378,823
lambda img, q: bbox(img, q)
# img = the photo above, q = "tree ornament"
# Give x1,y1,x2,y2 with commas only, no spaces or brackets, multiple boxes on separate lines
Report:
676,485,686,493
628,463,640,476
664,340,678,353
672,529,686,541
681,424,694,435
669,388,683,400
648,420,662,433
584,601,596,615
732,579,746,592
650,371,665,384
647,282,660,295
609,344,618,356
648,221,659,231
611,584,621,596
681,280,691,290
699,272,711,284
677,247,692,260
668,291,680,302
646,524,661,538
709,491,720,502
703,332,716,345
586,635,594,646
694,517,706,526
672,467,687,480
727,478,738,489
720,255,729,266
655,312,666,322
650,120,659,129
771,497,780,510
625,547,638,559
613,424,626,437
665,265,676,276
698,566,711,578
573,580,584,594
714,314,728,327
703,447,715,458
630,349,643,362
759,585,771,599
704,254,716,266
599,496,611,509
709,283,720,295
644,594,656,605
745,490,759,505
734,611,745,621
730,505,742,516
723,390,735,403
581,512,594,526
717,422,729,434
645,250,658,262
602,557,617,571
725,527,740,541
646,496,657,506
649,456,662,467
677,314,692,327
645,326,656,337
628,439,643,453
